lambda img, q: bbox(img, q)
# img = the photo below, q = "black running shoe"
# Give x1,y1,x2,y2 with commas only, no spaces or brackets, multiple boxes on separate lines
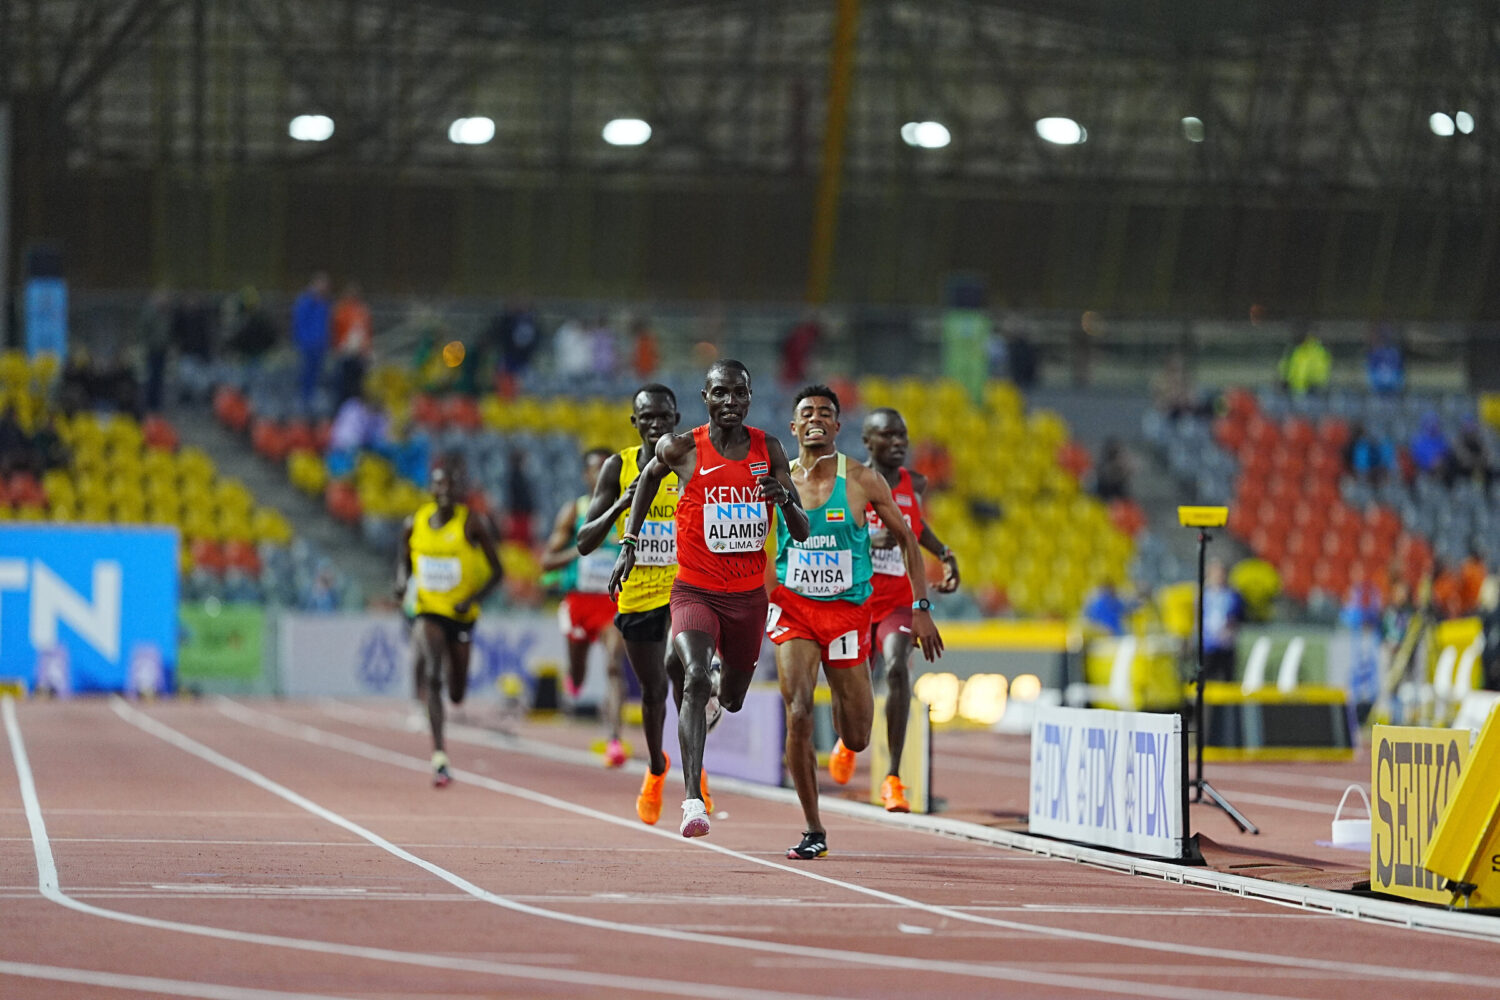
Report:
786,831,828,860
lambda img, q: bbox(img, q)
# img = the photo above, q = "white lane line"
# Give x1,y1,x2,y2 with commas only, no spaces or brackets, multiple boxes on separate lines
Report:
1191,791,1339,815
0,698,832,1000
0,837,686,851
226,699,1500,992
0,960,361,1000
125,698,1305,1000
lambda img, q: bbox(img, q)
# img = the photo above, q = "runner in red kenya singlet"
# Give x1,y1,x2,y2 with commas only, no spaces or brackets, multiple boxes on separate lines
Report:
862,407,961,812
611,359,810,839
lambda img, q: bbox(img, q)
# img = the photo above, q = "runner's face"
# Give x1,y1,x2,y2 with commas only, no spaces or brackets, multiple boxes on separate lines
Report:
863,413,909,467
429,468,454,509
792,396,840,453
703,372,751,429
582,453,607,491
630,392,679,448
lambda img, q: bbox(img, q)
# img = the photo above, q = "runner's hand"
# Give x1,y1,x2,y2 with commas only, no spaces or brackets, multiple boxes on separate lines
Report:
609,545,636,598
453,598,474,616
393,580,408,601
868,527,897,549
756,475,788,506
912,611,944,661
616,479,638,513
936,553,961,593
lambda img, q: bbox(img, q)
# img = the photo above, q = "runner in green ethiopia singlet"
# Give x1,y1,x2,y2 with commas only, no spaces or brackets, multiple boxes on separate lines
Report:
775,453,872,604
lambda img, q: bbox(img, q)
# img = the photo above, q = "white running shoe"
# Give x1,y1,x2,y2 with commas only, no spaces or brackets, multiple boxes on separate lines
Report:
680,798,711,838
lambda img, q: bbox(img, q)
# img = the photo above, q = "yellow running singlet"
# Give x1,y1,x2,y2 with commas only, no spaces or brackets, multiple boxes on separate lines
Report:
615,445,679,614
410,502,484,624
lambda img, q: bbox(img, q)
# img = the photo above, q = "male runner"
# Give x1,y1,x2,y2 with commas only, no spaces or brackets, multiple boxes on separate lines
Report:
771,387,942,858
542,448,628,767
575,384,716,822
861,407,961,811
610,359,809,838
395,457,504,786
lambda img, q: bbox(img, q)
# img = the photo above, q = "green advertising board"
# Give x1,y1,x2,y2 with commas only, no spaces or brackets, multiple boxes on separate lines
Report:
178,603,266,690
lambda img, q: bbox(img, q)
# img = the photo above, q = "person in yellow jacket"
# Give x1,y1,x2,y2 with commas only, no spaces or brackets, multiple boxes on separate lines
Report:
396,456,503,786
576,384,717,823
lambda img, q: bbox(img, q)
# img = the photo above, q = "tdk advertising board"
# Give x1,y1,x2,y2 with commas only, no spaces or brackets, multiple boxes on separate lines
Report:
0,525,178,693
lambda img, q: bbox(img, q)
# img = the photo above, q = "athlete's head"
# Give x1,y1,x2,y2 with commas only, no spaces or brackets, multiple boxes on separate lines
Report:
582,447,612,491
791,384,840,455
429,453,466,512
702,359,752,430
862,407,908,468
630,383,680,448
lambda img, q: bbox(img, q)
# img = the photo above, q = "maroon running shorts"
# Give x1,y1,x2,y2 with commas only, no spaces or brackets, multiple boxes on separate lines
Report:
669,579,769,675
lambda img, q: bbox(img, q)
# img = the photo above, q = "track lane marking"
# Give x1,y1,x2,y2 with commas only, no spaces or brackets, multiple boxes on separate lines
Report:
0,697,834,1000
119,697,1317,1000
222,698,1500,991
0,960,362,1000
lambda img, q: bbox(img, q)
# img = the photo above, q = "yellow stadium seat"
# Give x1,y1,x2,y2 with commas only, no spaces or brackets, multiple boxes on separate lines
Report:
0,351,27,387
251,508,294,545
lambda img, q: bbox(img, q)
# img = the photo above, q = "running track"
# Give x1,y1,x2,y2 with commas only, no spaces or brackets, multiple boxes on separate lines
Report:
2,697,1497,1000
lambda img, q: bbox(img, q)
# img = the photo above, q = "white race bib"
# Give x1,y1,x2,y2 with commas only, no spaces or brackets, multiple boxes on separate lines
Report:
787,547,853,597
575,552,616,594
868,516,909,576
703,500,769,553
635,519,677,566
416,555,462,593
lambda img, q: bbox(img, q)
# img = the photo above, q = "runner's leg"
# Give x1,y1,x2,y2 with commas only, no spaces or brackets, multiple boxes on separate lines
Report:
415,619,451,753
672,629,717,803
625,635,670,774
776,638,827,835
881,629,915,775
566,638,591,698
825,654,875,755
447,634,472,705
602,625,626,742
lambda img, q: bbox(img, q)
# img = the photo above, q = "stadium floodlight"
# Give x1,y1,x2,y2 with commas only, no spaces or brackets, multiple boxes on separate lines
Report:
1035,117,1086,145
448,117,495,145
602,118,652,146
1430,112,1456,137
1456,110,1475,134
900,120,951,149
1181,116,1205,143
288,115,334,142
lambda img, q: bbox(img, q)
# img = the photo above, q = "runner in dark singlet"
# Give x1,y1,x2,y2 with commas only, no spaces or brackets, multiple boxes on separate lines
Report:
863,407,961,811
610,359,809,838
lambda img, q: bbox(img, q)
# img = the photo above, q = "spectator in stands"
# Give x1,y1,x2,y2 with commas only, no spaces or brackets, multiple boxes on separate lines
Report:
502,446,537,544
1339,565,1382,630
100,348,143,417
1093,438,1133,502
588,315,620,378
1200,559,1245,681
1479,577,1500,691
1278,326,1332,395
1366,324,1404,396
1448,419,1494,488
554,317,591,379
328,389,392,456
1008,330,1039,390
306,562,341,612
28,415,67,473
1408,412,1450,478
137,287,174,413
1429,558,1466,619
291,272,332,413
172,294,216,363
485,298,542,393
780,312,822,385
1150,353,1199,421
0,405,26,474
1459,550,1488,613
630,316,660,378
1343,421,1397,483
1380,579,1415,650
331,282,373,411
1082,581,1128,636
222,285,278,376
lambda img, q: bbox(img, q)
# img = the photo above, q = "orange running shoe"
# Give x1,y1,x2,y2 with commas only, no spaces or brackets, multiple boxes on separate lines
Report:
637,754,669,825
700,769,714,814
880,774,910,813
829,739,856,785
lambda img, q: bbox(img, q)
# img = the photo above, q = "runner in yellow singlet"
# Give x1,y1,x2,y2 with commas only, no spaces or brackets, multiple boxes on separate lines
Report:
396,457,503,787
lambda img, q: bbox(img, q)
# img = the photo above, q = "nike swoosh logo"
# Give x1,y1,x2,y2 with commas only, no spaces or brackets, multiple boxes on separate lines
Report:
697,464,725,476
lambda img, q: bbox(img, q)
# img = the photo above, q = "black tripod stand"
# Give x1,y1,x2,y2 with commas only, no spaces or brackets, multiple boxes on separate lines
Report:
1188,524,1258,835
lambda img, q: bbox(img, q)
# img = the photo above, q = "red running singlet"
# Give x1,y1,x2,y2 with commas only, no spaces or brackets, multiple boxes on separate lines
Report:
866,466,926,613
675,424,772,592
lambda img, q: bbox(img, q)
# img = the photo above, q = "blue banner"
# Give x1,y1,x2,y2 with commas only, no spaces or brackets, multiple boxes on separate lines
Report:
0,525,179,693
24,278,68,359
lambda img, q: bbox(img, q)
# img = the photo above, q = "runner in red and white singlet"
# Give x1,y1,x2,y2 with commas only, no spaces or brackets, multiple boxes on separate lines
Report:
611,359,809,839
862,407,961,812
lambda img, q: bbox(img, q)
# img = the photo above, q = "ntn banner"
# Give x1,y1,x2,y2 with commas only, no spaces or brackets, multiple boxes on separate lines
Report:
1030,704,1186,860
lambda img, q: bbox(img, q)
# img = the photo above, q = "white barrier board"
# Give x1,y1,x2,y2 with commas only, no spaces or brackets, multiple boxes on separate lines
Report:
1030,704,1186,859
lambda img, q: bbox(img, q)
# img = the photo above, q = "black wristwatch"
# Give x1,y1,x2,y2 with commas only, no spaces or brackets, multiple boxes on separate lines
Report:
912,598,932,612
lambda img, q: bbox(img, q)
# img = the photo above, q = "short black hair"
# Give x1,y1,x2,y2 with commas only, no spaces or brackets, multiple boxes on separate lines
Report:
583,446,614,463
634,382,677,408
705,358,751,389
862,407,904,431
794,384,840,416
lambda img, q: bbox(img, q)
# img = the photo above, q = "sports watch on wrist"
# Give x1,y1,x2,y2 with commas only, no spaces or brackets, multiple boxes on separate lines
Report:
912,598,932,612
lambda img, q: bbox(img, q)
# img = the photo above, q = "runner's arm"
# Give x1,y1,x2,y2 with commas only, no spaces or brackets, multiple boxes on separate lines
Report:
610,433,690,596
760,434,810,542
539,500,582,571
576,453,633,555
859,466,944,660
393,516,414,600
456,513,505,614
911,471,959,592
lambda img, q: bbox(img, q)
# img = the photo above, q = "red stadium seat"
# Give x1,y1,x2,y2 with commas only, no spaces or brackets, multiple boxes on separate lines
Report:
284,419,315,455
251,419,289,462
443,396,482,431
325,481,362,524
189,539,226,575
142,415,179,452
1056,441,1091,480
411,394,443,429
1283,417,1315,449
223,539,261,575
1213,418,1246,453
313,418,332,454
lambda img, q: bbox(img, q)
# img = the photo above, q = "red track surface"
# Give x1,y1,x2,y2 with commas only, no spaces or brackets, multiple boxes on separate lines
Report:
2,697,1497,1000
